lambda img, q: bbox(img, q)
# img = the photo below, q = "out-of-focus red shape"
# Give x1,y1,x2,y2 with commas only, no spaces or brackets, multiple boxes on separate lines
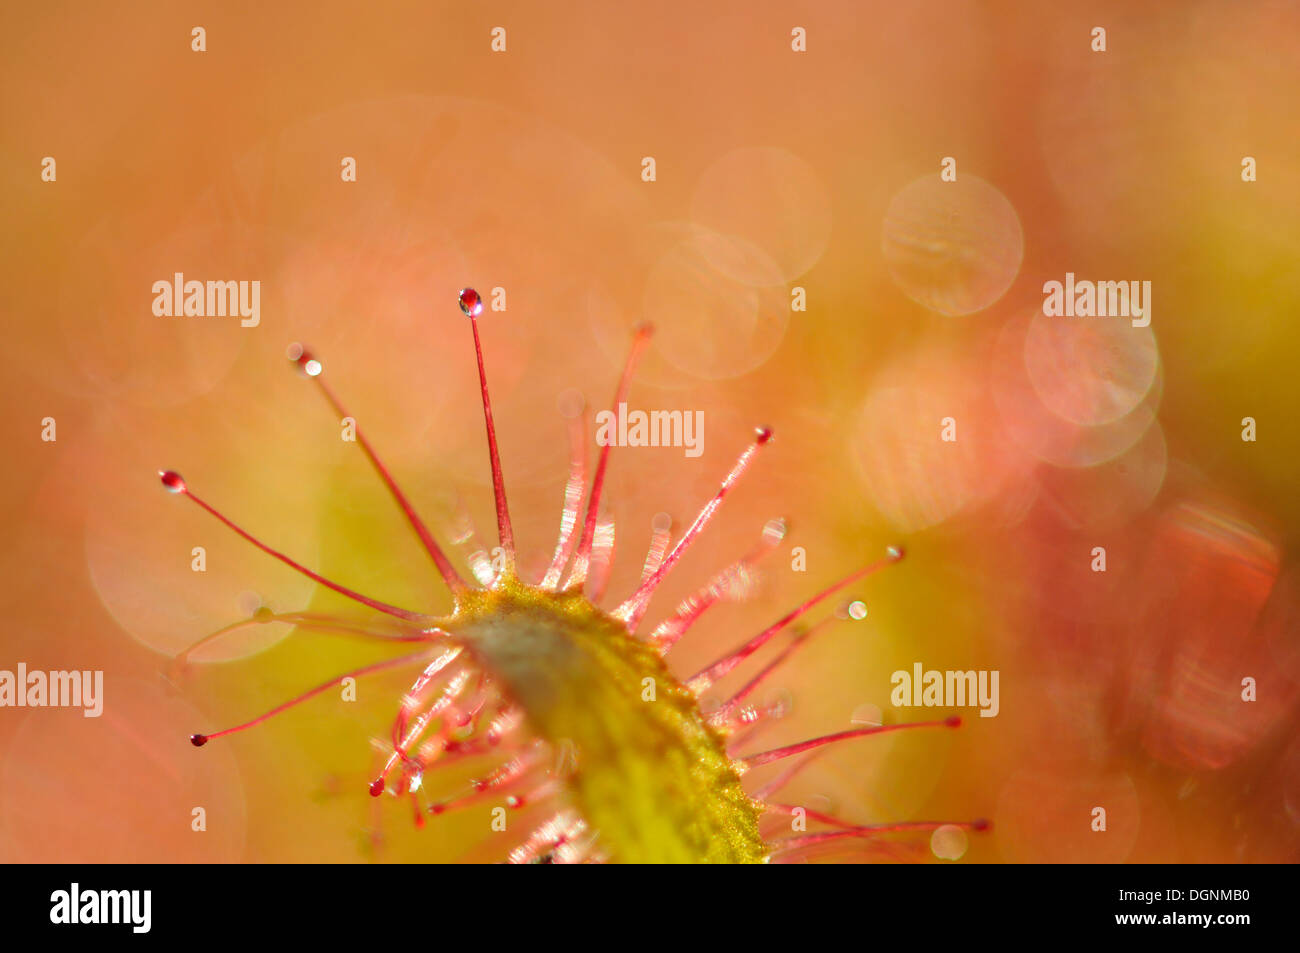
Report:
1121,496,1296,770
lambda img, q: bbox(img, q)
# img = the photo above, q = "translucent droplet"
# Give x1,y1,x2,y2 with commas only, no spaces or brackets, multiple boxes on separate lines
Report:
458,287,483,317
556,387,585,419
930,824,969,860
698,695,723,716
807,793,836,815
286,343,322,377
850,703,882,726
848,600,868,620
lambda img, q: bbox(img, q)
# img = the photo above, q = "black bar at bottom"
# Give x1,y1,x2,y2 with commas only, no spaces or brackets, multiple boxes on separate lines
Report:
2,863,1276,940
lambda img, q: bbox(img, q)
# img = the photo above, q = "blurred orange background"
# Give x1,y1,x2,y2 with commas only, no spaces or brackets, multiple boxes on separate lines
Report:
2,1,1299,862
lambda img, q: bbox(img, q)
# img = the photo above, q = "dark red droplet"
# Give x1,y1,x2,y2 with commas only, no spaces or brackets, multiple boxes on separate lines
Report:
755,426,774,445
368,778,385,797
189,733,207,747
945,715,962,728
430,802,446,815
458,287,483,317
160,470,186,494
972,818,991,832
